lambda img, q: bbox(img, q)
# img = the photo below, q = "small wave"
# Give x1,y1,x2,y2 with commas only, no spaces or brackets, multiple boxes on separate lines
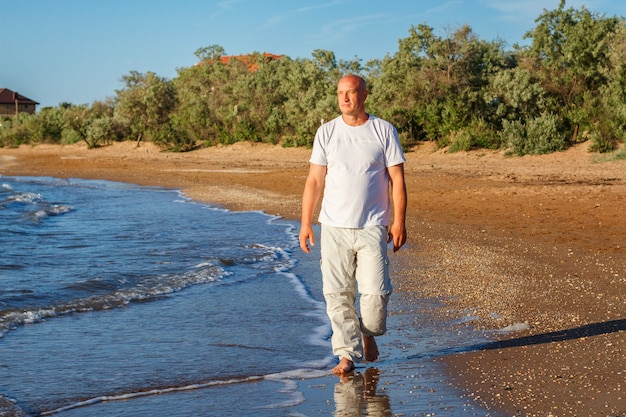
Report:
28,203,74,222
31,209,49,220
0,308,58,338
39,367,331,416
1,184,74,223
0,264,226,338
45,204,73,216
6,192,43,205
241,243,295,273
39,375,266,416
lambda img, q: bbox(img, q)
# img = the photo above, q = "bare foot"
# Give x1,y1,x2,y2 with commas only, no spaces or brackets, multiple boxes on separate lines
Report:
332,357,355,376
363,334,379,362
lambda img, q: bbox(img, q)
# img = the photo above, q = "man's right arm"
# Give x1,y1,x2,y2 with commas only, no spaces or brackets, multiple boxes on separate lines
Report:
299,163,326,254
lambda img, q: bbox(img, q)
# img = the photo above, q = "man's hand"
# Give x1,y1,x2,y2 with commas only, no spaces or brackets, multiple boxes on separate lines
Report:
299,224,315,254
300,163,326,254
387,163,407,253
387,222,406,252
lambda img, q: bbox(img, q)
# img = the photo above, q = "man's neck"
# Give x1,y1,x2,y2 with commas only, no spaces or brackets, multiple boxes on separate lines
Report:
341,112,369,126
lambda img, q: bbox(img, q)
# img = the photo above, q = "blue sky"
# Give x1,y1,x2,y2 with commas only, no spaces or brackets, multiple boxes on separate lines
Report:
1,0,623,109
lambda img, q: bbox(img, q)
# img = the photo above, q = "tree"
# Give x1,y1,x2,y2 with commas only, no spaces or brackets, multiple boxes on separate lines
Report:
114,71,182,149
194,44,226,63
525,0,621,146
369,23,512,149
172,55,223,145
277,52,339,147
82,100,117,148
35,106,65,143
60,104,90,145
591,19,626,151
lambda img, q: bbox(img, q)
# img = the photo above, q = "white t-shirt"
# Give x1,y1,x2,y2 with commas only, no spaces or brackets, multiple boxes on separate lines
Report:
310,114,406,228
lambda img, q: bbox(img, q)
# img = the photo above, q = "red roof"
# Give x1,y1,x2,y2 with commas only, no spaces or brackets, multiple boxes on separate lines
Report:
200,53,283,72
0,88,39,105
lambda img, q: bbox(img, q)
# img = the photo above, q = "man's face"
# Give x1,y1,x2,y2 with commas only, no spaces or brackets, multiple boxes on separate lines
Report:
336,77,367,117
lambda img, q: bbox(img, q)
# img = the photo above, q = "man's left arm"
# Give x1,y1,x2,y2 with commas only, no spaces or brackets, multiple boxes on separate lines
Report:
387,163,407,252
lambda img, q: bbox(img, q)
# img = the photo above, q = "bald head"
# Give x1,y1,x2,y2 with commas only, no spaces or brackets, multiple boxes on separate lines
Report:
336,75,368,125
338,74,367,92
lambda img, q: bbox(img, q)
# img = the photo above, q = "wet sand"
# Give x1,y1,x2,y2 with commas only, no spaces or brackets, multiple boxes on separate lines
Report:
1,141,624,416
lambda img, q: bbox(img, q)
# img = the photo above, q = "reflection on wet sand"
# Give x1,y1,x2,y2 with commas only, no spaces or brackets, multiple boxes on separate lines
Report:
334,368,391,416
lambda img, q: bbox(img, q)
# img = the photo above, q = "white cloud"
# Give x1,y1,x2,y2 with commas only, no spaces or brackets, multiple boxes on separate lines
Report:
258,0,346,31
423,0,464,16
217,0,242,10
304,12,393,52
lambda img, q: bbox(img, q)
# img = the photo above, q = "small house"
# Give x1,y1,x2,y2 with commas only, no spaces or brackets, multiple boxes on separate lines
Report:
0,88,39,116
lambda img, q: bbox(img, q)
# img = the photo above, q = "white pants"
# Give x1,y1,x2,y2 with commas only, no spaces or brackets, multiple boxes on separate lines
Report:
320,225,391,362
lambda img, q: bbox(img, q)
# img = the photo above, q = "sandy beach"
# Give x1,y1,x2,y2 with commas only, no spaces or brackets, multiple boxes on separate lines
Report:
1,141,624,416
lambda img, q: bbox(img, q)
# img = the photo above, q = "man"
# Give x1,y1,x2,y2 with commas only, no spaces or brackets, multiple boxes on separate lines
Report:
299,74,407,376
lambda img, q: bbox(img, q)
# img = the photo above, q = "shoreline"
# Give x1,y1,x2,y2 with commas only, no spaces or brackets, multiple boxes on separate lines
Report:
1,141,625,416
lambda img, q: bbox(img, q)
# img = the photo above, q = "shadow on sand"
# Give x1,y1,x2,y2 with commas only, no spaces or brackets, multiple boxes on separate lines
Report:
478,318,625,351
403,318,625,361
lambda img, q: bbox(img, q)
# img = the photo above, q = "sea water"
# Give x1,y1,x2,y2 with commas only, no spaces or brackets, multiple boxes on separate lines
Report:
0,176,494,417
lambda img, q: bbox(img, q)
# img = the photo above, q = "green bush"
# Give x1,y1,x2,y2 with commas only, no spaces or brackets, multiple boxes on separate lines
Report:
152,123,195,152
588,117,624,152
281,134,312,148
502,113,567,155
446,119,499,153
448,130,472,152
61,128,82,145
0,114,37,147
